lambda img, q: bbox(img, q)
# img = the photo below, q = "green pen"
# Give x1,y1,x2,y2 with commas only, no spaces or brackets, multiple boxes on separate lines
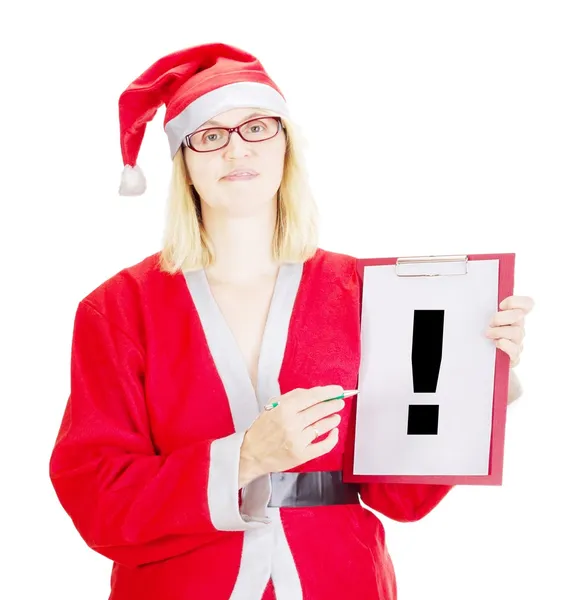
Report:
323,389,359,402
264,389,358,411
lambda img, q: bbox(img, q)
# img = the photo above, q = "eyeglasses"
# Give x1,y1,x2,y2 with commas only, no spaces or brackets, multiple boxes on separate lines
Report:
184,116,283,153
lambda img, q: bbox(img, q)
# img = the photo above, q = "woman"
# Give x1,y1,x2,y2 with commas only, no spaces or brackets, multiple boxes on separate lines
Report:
49,42,534,599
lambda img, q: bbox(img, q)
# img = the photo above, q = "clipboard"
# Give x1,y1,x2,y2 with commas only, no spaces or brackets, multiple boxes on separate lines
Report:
343,252,515,486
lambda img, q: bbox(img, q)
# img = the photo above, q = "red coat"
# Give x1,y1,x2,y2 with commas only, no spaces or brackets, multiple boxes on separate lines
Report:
49,248,452,599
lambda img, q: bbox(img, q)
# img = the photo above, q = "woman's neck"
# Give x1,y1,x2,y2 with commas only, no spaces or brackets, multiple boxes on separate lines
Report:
201,204,279,285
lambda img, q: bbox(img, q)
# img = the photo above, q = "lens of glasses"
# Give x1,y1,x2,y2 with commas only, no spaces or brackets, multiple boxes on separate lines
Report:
190,117,280,151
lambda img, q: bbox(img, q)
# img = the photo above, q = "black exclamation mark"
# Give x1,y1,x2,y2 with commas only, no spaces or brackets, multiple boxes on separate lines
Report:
407,310,445,435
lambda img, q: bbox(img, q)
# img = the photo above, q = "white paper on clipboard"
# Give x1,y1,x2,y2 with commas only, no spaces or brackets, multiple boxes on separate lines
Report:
353,257,500,477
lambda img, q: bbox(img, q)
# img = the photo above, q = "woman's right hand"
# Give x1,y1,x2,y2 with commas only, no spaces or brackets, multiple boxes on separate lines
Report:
238,385,346,487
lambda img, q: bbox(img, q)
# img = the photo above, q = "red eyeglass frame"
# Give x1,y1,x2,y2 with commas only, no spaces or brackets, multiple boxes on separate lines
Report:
183,116,283,153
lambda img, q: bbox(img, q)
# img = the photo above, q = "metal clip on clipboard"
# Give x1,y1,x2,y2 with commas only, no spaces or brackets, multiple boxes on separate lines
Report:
394,254,469,277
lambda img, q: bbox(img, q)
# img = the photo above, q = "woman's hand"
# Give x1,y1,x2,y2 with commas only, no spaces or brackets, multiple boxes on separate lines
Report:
239,385,345,487
485,295,534,404
485,295,534,368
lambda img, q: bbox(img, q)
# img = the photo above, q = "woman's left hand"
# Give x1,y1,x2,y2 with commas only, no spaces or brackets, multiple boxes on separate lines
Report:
485,295,535,368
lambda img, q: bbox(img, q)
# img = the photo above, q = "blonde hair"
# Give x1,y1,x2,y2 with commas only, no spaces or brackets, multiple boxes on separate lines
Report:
158,111,319,274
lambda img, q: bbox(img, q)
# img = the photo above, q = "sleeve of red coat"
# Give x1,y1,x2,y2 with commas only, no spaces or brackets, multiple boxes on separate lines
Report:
359,482,454,522
49,300,271,568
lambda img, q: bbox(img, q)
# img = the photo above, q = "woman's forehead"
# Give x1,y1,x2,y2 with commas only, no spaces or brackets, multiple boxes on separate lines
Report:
198,107,273,129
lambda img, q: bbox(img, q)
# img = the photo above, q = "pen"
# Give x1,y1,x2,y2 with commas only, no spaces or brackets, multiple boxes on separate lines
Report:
324,389,359,402
264,389,358,411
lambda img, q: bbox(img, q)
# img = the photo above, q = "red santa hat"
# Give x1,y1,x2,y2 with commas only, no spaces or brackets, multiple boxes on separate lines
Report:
117,42,290,196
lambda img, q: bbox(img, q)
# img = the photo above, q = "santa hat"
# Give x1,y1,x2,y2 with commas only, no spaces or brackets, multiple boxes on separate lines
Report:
117,42,290,196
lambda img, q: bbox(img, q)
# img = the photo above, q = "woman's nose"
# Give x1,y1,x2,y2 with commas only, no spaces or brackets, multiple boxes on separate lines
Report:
223,130,251,158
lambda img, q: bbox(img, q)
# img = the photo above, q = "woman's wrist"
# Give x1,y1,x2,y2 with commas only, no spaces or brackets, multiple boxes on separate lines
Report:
238,434,267,488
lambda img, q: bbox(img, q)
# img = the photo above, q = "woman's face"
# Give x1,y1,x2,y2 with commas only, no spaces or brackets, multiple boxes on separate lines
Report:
183,107,287,218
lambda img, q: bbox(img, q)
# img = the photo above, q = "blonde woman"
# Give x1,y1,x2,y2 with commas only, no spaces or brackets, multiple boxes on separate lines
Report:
48,43,534,600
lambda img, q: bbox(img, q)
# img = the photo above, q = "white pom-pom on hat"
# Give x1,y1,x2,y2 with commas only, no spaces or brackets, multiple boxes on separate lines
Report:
119,164,147,196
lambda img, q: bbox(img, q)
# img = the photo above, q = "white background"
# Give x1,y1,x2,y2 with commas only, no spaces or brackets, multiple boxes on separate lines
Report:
1,1,573,599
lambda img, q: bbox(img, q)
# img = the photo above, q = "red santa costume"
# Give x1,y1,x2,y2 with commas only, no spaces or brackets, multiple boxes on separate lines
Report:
49,43,453,599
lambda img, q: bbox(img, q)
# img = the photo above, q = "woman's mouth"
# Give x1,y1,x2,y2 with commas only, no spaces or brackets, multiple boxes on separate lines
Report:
221,169,259,181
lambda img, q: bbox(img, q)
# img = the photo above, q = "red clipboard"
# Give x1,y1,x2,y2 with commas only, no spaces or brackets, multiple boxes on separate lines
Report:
343,253,515,486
